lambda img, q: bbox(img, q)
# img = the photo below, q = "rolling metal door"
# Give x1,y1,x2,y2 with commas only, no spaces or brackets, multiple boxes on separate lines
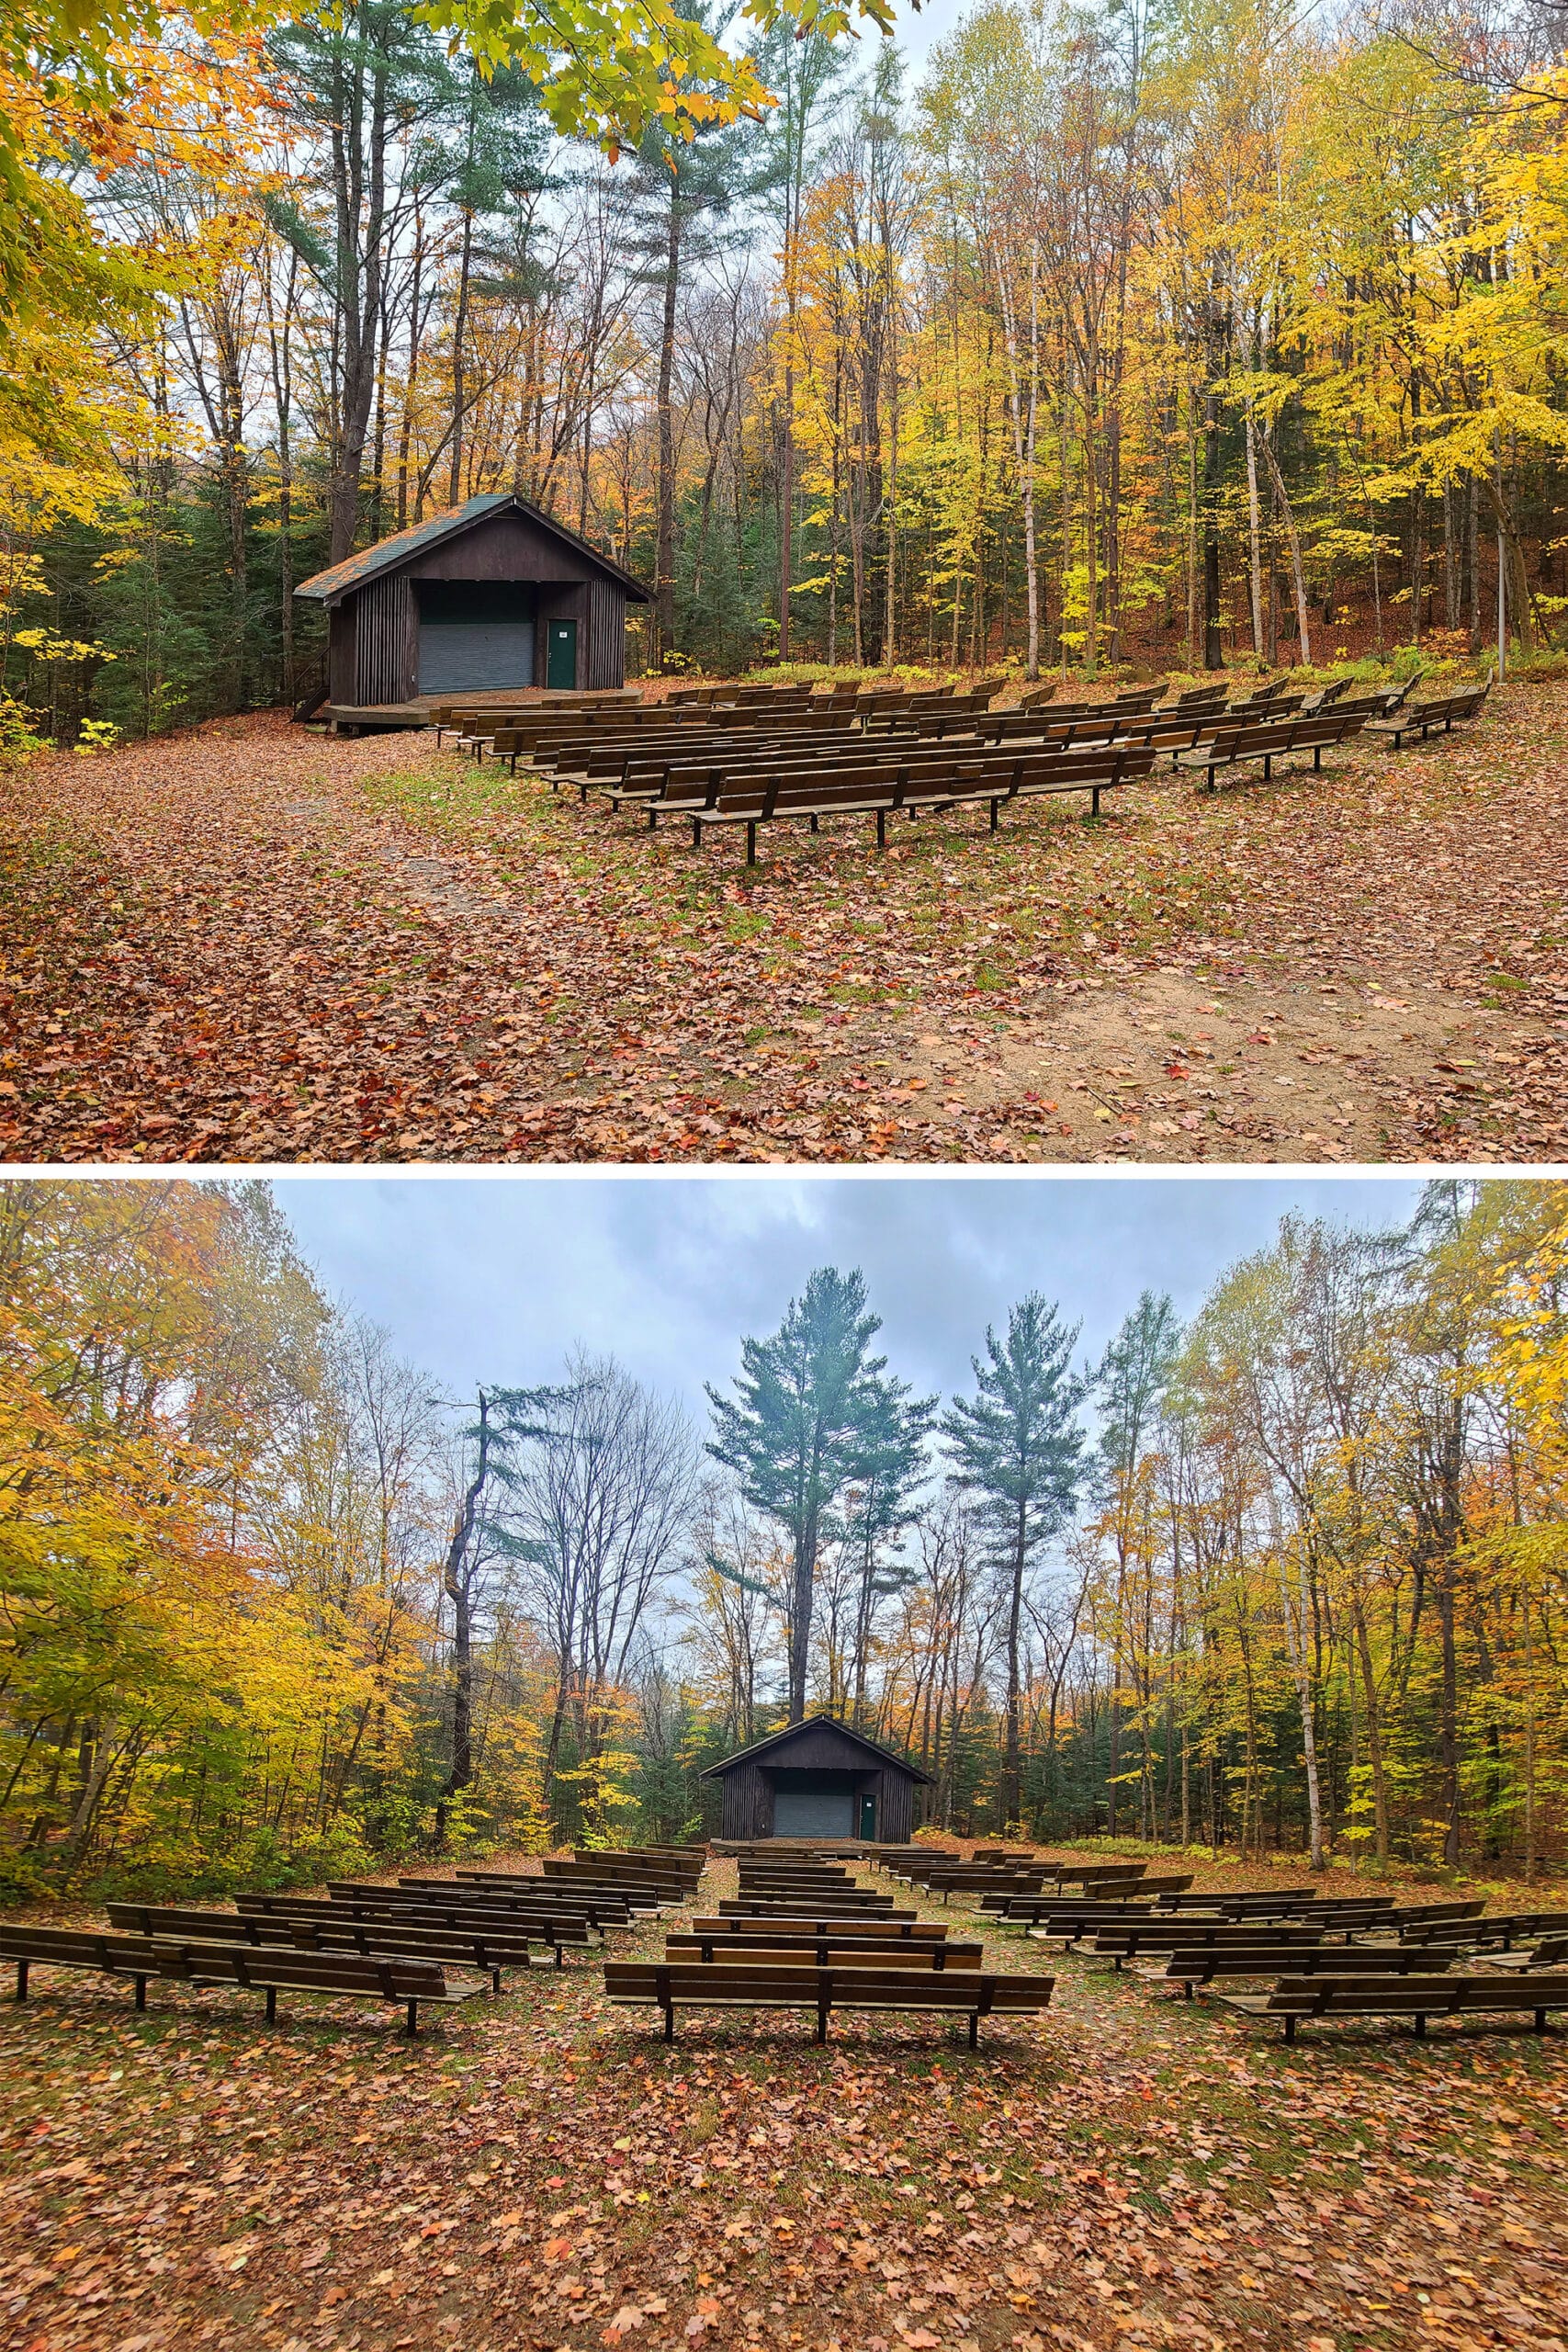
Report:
773,1785,855,1838
417,617,535,694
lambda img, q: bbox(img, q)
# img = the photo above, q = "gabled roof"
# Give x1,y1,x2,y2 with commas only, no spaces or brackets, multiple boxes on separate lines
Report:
293,490,651,605
700,1713,933,1784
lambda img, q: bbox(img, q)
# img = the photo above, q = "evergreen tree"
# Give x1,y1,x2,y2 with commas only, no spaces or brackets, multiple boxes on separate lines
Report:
942,1295,1087,1829
706,1265,927,1722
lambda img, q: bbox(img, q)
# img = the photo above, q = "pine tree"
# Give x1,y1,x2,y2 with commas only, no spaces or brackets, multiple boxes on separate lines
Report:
942,1294,1087,1830
706,1265,922,1721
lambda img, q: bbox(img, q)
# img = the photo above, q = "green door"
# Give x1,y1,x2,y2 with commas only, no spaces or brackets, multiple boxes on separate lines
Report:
546,619,578,689
858,1792,876,1838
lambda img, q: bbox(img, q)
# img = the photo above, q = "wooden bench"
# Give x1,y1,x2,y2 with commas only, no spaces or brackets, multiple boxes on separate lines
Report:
507,1870,685,1910
667,1935,987,1970
1043,1861,1150,1886
1154,1943,1459,1998
1363,680,1490,748
1490,1933,1568,1972
1400,1907,1568,1951
254,1886,619,1939
993,1899,1157,1936
690,1914,943,1941
604,1961,1054,2047
1219,1970,1568,2044
1089,1919,1326,1968
657,744,1156,860
719,1889,901,1913
1153,1887,1317,1913
992,1872,1192,1908
1174,708,1369,785
547,1858,704,1892
714,1901,918,1924
389,1873,632,1913
109,1901,577,1984
0,1925,481,2035
899,1863,1047,1894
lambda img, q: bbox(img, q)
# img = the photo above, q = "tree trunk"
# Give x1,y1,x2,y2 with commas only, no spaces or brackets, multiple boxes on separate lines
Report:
435,1392,491,1845
655,191,682,667
1002,1497,1026,1829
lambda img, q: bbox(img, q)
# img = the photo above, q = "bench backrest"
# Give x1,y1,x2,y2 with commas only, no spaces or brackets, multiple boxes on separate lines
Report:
107,1903,570,1962
690,1914,943,1939
0,1922,449,1997
1267,1971,1568,2016
604,1961,1054,2012
1093,1920,1325,1948
1166,1944,1453,1977
665,1938,985,1970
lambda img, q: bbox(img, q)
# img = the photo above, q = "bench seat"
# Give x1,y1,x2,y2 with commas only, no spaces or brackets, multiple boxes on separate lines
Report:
1150,1944,1459,1997
1219,1970,1568,2041
1362,684,1490,747
604,1961,1054,2046
107,1902,569,1984
0,1924,482,2035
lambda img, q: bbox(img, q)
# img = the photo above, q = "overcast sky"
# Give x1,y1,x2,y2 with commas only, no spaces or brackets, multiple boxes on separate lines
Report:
269,1174,1436,1416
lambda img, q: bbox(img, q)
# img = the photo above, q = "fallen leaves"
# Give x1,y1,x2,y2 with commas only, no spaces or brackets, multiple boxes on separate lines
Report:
2,1845,1566,2352
1,689,1566,1163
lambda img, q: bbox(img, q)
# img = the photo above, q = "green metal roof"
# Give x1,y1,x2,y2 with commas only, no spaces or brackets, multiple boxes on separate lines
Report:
294,491,650,605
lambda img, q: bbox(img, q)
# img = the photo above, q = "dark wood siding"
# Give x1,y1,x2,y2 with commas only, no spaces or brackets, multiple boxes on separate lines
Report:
583,575,626,688
720,1760,773,1841
879,1771,915,1842
408,510,606,586
713,1721,924,1841
328,604,357,706
355,572,415,703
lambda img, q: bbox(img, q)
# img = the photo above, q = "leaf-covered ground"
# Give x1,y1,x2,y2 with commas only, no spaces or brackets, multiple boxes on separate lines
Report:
2,688,1565,1162
3,1846,1565,2352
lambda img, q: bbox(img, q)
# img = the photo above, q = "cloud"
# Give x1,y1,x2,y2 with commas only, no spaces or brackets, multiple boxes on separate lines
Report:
270,1172,1431,1414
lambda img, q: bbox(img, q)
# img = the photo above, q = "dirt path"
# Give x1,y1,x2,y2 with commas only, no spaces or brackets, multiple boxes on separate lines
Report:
3,691,1564,1162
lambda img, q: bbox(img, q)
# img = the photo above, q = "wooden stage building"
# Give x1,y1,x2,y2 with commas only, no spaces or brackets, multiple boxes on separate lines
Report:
295,491,651,729
702,1716,932,1843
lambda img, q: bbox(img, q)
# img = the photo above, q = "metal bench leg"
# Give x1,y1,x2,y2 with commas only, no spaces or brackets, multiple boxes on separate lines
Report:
809,813,818,832
15,1961,27,2002
1535,2008,1548,2033
649,809,657,829
134,1975,147,2011
1283,2016,1297,2043
1091,786,1101,819
989,798,999,831
265,1985,277,2024
1413,2015,1426,2037
876,810,886,849
662,2003,674,2043
491,1967,502,1994
816,1998,829,2045
1263,754,1272,780
746,821,757,865
692,819,702,848
555,1944,565,1970
968,2012,979,2052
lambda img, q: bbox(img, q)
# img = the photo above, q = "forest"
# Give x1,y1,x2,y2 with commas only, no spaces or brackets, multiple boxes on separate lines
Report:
4,0,1568,743
2,1175,1565,1895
